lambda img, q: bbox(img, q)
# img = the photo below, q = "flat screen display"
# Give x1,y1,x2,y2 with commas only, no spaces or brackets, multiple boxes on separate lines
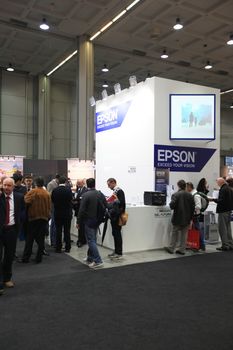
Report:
169,94,216,140
225,156,233,166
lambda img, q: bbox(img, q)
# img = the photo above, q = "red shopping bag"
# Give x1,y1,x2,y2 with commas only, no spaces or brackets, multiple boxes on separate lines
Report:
186,226,200,250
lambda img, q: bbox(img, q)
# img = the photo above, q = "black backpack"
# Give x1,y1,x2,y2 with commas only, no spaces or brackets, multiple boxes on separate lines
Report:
96,192,107,226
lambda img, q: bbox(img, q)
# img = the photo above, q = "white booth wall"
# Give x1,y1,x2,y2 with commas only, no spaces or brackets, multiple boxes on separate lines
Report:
154,77,220,192
95,76,220,252
96,76,220,200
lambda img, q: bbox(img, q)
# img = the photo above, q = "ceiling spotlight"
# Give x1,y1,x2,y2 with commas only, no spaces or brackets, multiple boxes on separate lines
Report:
89,96,96,107
173,18,183,30
230,103,233,109
114,83,121,94
227,35,233,45
129,75,137,87
204,61,213,69
161,49,168,59
101,89,108,100
6,63,14,72
102,64,109,72
39,18,50,30
102,81,109,88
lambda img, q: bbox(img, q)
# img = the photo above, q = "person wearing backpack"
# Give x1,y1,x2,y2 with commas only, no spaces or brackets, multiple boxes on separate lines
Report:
197,178,210,250
76,178,107,269
186,182,205,251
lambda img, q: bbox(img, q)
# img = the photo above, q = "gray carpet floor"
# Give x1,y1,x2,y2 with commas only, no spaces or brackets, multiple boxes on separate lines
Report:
1,245,233,350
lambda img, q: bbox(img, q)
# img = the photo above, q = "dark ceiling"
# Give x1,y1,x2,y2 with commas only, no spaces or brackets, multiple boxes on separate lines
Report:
0,0,233,107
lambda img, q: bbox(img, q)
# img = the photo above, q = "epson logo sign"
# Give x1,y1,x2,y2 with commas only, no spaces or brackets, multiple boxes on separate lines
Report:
154,144,216,172
158,149,196,163
97,109,118,125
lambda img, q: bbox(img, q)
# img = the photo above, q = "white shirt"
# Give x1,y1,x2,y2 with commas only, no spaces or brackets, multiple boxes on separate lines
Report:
191,189,202,215
5,192,15,226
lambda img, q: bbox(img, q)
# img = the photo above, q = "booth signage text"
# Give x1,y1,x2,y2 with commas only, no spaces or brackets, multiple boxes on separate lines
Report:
154,144,216,172
96,101,132,133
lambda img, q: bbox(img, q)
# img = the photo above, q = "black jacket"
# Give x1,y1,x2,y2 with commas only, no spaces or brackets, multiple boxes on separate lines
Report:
73,186,88,216
214,184,233,213
170,189,195,227
0,191,25,232
51,185,73,219
77,189,107,225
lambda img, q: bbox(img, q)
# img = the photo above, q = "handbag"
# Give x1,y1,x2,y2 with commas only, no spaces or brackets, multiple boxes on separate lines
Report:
118,212,128,226
186,225,200,250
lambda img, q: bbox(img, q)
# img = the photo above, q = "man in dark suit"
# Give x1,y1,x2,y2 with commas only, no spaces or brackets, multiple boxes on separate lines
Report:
73,179,88,247
51,176,73,253
0,177,24,295
107,178,126,260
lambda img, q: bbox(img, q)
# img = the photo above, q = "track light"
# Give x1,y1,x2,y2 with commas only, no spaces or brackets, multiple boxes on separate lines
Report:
101,89,108,100
114,83,121,94
102,64,109,72
129,75,137,87
204,61,213,69
161,49,168,59
6,63,14,72
89,96,96,107
227,35,233,45
39,18,50,30
102,81,108,88
173,18,183,30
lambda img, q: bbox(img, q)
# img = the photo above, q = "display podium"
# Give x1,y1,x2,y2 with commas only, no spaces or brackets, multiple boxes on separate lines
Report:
97,205,172,253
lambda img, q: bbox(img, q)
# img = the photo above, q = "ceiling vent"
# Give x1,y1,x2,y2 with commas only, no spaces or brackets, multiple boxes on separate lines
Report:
10,18,28,28
217,70,228,76
132,49,146,57
177,60,190,67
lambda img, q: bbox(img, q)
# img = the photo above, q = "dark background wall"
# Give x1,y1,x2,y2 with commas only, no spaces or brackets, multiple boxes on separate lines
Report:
23,159,67,185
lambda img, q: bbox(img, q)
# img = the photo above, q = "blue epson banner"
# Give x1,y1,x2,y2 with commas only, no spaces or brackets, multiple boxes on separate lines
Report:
96,101,132,133
154,144,216,172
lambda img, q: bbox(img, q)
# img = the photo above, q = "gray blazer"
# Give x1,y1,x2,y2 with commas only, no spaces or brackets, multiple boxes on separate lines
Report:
169,189,195,227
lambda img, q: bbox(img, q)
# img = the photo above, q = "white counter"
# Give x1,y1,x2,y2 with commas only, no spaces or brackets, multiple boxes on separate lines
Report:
97,205,172,253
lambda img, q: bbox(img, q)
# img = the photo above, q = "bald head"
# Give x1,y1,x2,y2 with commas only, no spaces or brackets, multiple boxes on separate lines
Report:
216,177,226,188
76,179,85,188
3,177,14,195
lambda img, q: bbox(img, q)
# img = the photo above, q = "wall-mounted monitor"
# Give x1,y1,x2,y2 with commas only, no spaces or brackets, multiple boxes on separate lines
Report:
169,94,216,140
225,156,233,166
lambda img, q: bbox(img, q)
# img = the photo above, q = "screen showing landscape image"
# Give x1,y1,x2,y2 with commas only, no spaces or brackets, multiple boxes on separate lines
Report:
170,94,215,140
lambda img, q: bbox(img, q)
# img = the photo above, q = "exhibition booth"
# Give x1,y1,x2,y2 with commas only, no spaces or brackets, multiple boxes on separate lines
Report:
95,76,220,252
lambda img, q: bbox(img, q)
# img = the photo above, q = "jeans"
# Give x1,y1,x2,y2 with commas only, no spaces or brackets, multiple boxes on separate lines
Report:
193,216,205,249
50,207,56,246
85,224,102,263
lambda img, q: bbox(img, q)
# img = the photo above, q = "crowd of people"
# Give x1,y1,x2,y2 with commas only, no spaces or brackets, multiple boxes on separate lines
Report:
0,173,125,296
1,171,233,297
164,177,233,255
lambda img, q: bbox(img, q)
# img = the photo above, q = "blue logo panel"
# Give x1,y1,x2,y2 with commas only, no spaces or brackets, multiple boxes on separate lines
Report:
96,101,132,133
154,144,216,172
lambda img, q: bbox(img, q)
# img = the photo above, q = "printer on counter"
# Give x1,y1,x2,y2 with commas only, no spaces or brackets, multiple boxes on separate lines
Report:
144,191,166,206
